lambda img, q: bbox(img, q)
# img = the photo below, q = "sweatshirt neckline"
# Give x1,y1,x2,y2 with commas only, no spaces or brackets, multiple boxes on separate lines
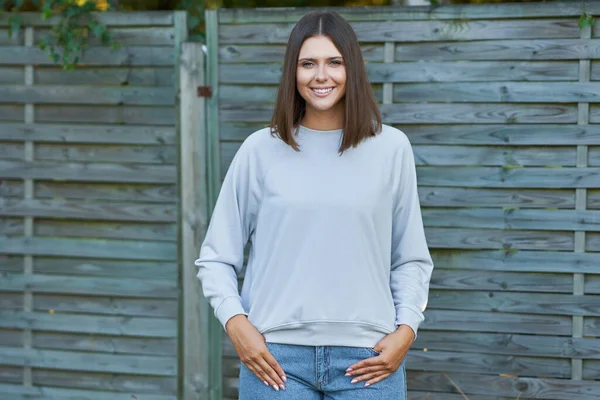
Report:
298,125,343,135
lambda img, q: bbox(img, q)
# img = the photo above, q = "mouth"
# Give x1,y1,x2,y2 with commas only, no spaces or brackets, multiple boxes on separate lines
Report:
311,87,334,97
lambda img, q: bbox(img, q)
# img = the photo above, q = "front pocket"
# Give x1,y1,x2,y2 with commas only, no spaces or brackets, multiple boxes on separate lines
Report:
364,347,381,357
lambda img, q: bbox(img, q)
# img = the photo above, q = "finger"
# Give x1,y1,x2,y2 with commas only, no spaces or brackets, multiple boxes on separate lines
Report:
346,364,387,377
257,358,285,391
350,371,386,384
264,351,287,383
246,361,278,390
364,373,391,387
346,355,382,373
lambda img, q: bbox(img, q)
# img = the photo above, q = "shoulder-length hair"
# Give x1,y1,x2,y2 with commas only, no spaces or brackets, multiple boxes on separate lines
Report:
270,11,382,154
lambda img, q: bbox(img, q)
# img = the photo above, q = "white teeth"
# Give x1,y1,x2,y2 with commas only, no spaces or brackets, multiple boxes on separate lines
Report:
314,88,333,94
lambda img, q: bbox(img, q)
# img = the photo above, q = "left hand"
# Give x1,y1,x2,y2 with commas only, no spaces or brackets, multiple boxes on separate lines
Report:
345,324,414,387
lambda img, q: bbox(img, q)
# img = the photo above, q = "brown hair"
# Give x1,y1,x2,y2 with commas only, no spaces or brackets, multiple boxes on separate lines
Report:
269,11,382,154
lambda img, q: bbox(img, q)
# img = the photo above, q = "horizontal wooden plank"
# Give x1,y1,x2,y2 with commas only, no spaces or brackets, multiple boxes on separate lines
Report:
0,274,177,298
32,257,176,280
0,255,23,273
219,19,580,44
588,190,600,209
408,392,514,400
396,39,600,61
35,105,175,126
0,218,23,236
431,269,572,293
0,46,175,66
589,105,600,124
406,348,570,378
0,346,176,376
0,86,174,106
0,123,176,145
418,187,575,209
0,237,176,260
0,30,22,46
0,383,177,400
35,67,174,86
0,310,176,337
401,124,600,146
0,142,23,160
414,331,600,359
407,370,600,399
219,44,383,63
0,12,175,27
0,330,22,347
0,367,22,384
32,369,177,395
0,67,24,83
0,293,22,309
0,105,25,122
218,3,600,22
35,143,176,164
0,160,175,183
429,290,600,317
1,199,176,222
35,220,177,242
585,275,600,294
587,233,600,251
431,249,600,274
585,318,600,336
417,167,600,188
34,332,176,356
34,27,176,46
395,82,600,103
590,148,600,166
423,209,600,231
0,180,23,198
220,61,578,84
34,182,176,203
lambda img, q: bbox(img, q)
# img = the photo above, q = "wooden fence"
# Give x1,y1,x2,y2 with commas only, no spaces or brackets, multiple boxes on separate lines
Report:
0,11,187,400
205,2,600,399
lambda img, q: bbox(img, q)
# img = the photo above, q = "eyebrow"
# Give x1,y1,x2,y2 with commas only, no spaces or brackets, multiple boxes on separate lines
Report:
298,56,343,62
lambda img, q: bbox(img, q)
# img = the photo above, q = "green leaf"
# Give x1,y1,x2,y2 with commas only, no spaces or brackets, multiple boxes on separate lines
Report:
8,14,21,38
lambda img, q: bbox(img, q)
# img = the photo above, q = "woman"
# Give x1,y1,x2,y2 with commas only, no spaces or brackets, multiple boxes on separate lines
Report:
195,10,433,399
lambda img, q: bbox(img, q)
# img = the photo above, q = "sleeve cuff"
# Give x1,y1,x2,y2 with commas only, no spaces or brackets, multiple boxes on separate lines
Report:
395,306,424,340
215,296,247,329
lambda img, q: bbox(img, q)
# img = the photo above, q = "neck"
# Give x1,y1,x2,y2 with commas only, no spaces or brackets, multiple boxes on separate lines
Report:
301,102,345,131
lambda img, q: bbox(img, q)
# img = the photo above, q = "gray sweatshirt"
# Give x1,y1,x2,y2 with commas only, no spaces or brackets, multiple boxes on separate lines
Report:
195,124,433,348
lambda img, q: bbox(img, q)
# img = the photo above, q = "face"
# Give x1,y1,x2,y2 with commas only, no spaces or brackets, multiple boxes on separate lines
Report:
296,36,347,115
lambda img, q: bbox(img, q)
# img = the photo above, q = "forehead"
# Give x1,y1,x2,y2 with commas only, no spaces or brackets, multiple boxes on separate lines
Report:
298,36,342,58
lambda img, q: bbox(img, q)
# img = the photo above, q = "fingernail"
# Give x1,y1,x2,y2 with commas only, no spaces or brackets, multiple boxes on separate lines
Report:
280,384,286,390
346,368,353,372
344,373,351,377
351,379,357,384
365,383,371,387
281,376,287,383
264,381,269,386
273,385,279,391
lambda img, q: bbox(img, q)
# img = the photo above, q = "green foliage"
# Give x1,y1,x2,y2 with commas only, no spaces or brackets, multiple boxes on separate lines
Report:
579,12,596,30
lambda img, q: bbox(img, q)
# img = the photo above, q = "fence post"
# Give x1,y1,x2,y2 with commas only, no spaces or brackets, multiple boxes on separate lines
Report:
180,41,211,400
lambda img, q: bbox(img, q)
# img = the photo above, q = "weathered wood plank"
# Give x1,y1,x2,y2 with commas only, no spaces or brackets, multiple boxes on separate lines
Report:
0,67,24,83
590,148,600,166
400,124,600,146
428,290,600,317
0,310,176,337
35,182,176,203
394,82,600,103
418,187,575,209
0,199,176,222
1,274,177,298
0,255,23,272
220,61,578,84
585,275,600,294
220,19,580,44
35,67,174,86
0,46,174,66
218,3,600,22
0,218,23,236
32,257,176,280
0,105,24,122
407,392,515,400
0,293,22,309
33,332,176,356
218,85,382,105
0,123,176,145
32,370,177,394
219,44,383,63
583,360,600,379
0,12,175,27
0,86,174,106
431,249,600,274
34,294,177,317
0,346,176,376
0,382,177,400
0,143,23,160
0,237,176,260
431,269,572,293
422,209,600,231
406,370,600,399
35,105,175,125
35,220,177,242
585,318,600,336
0,330,22,347
0,30,23,45
0,180,23,198
34,27,176,46
587,232,600,251
417,167,600,188
588,105,600,123
589,190,600,208
35,143,176,164
406,349,570,378
0,160,176,183
0,367,22,384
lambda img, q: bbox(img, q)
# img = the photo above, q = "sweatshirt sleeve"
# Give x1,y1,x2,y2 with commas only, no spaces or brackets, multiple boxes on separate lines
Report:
194,140,261,330
390,138,434,340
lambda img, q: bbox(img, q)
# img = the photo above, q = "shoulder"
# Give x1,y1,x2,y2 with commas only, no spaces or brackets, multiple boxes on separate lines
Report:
236,127,284,156
376,124,412,149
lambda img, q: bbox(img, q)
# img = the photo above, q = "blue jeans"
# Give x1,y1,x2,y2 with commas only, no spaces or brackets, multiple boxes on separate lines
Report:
239,343,407,399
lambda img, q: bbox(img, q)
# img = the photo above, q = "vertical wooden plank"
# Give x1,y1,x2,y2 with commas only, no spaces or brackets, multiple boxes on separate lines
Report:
383,42,394,104
180,42,211,400
573,23,591,381
205,9,223,400
23,25,34,390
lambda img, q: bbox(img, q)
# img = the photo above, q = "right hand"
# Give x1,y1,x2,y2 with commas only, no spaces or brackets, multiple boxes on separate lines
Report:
226,314,287,391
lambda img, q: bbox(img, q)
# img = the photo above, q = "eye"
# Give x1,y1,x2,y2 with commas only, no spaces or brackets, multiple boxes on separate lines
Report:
301,62,314,67
330,60,342,65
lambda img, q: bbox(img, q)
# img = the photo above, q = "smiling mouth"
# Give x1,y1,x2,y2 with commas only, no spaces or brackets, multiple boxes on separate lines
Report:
312,87,334,95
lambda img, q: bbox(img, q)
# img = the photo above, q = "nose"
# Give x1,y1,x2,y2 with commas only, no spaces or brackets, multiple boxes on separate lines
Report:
315,63,327,82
